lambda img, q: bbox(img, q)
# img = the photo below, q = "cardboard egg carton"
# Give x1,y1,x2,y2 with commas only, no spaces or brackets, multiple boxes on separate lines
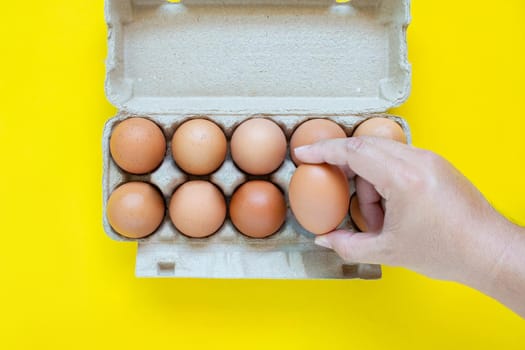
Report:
103,0,412,279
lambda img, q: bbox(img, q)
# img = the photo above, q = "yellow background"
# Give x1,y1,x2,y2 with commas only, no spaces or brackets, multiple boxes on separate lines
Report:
0,1,524,349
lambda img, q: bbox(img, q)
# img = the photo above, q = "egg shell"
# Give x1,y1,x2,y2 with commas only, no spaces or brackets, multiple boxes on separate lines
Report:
106,182,165,239
230,181,287,238
290,119,347,166
169,180,226,238
289,164,350,235
171,119,227,175
109,117,166,174
349,194,368,232
352,117,407,143
230,118,287,175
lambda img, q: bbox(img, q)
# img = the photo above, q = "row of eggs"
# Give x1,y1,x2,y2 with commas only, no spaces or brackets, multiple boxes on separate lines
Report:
107,116,406,239
109,117,406,175
108,180,286,239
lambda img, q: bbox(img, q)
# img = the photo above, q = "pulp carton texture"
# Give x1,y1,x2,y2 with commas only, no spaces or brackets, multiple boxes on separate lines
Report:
103,0,412,279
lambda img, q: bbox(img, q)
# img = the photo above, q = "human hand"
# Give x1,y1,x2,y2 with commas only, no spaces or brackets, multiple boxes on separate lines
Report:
294,137,521,286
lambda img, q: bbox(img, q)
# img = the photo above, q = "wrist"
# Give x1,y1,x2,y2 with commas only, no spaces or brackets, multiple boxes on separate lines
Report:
455,214,525,315
453,212,518,293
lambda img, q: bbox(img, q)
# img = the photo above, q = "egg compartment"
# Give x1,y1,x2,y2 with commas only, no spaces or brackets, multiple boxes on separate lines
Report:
103,0,411,278
103,113,411,278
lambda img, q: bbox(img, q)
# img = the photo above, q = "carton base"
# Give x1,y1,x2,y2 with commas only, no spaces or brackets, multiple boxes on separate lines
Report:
136,243,382,279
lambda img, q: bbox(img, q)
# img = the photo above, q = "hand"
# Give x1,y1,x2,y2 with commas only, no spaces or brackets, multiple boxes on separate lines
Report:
295,137,525,317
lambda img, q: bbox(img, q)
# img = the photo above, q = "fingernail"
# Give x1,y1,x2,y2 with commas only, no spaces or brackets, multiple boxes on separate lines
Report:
294,145,311,155
315,236,332,249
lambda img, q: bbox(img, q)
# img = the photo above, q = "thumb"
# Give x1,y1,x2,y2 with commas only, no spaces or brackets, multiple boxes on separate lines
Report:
314,230,385,264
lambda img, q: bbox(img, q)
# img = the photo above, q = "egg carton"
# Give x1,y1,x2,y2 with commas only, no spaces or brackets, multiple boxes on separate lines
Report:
103,0,411,278
103,114,411,278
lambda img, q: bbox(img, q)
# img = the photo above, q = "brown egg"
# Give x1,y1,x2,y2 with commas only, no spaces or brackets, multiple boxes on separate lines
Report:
110,117,166,174
230,118,287,175
171,119,227,175
107,182,165,239
289,164,350,235
352,117,407,143
169,181,226,238
349,194,368,232
290,119,347,165
230,181,287,238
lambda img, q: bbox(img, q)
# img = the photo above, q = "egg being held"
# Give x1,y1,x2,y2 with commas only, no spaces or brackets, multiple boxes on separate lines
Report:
352,117,407,143
107,182,165,239
169,181,226,238
230,181,287,238
289,164,350,235
110,117,166,174
171,119,227,175
230,118,287,175
290,119,347,166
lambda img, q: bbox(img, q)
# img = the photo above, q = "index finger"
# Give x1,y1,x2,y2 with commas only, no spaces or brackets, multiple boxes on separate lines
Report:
294,138,352,166
294,137,409,199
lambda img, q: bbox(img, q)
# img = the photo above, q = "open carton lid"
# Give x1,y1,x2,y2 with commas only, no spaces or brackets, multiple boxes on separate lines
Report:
105,0,411,115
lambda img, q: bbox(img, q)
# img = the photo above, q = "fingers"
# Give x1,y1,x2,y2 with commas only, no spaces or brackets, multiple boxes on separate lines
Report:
294,139,354,166
295,136,413,165
314,230,384,264
295,137,409,199
355,176,384,232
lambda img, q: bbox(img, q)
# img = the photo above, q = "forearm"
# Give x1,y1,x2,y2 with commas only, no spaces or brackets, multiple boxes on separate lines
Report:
458,218,525,318
486,222,525,317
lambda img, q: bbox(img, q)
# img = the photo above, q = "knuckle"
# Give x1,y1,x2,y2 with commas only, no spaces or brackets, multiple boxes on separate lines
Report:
346,136,367,153
396,168,426,191
376,235,398,265
420,149,445,169
338,243,358,262
395,150,445,192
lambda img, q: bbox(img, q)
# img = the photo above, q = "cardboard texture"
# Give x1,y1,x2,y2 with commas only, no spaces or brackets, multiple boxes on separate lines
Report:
103,0,412,279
